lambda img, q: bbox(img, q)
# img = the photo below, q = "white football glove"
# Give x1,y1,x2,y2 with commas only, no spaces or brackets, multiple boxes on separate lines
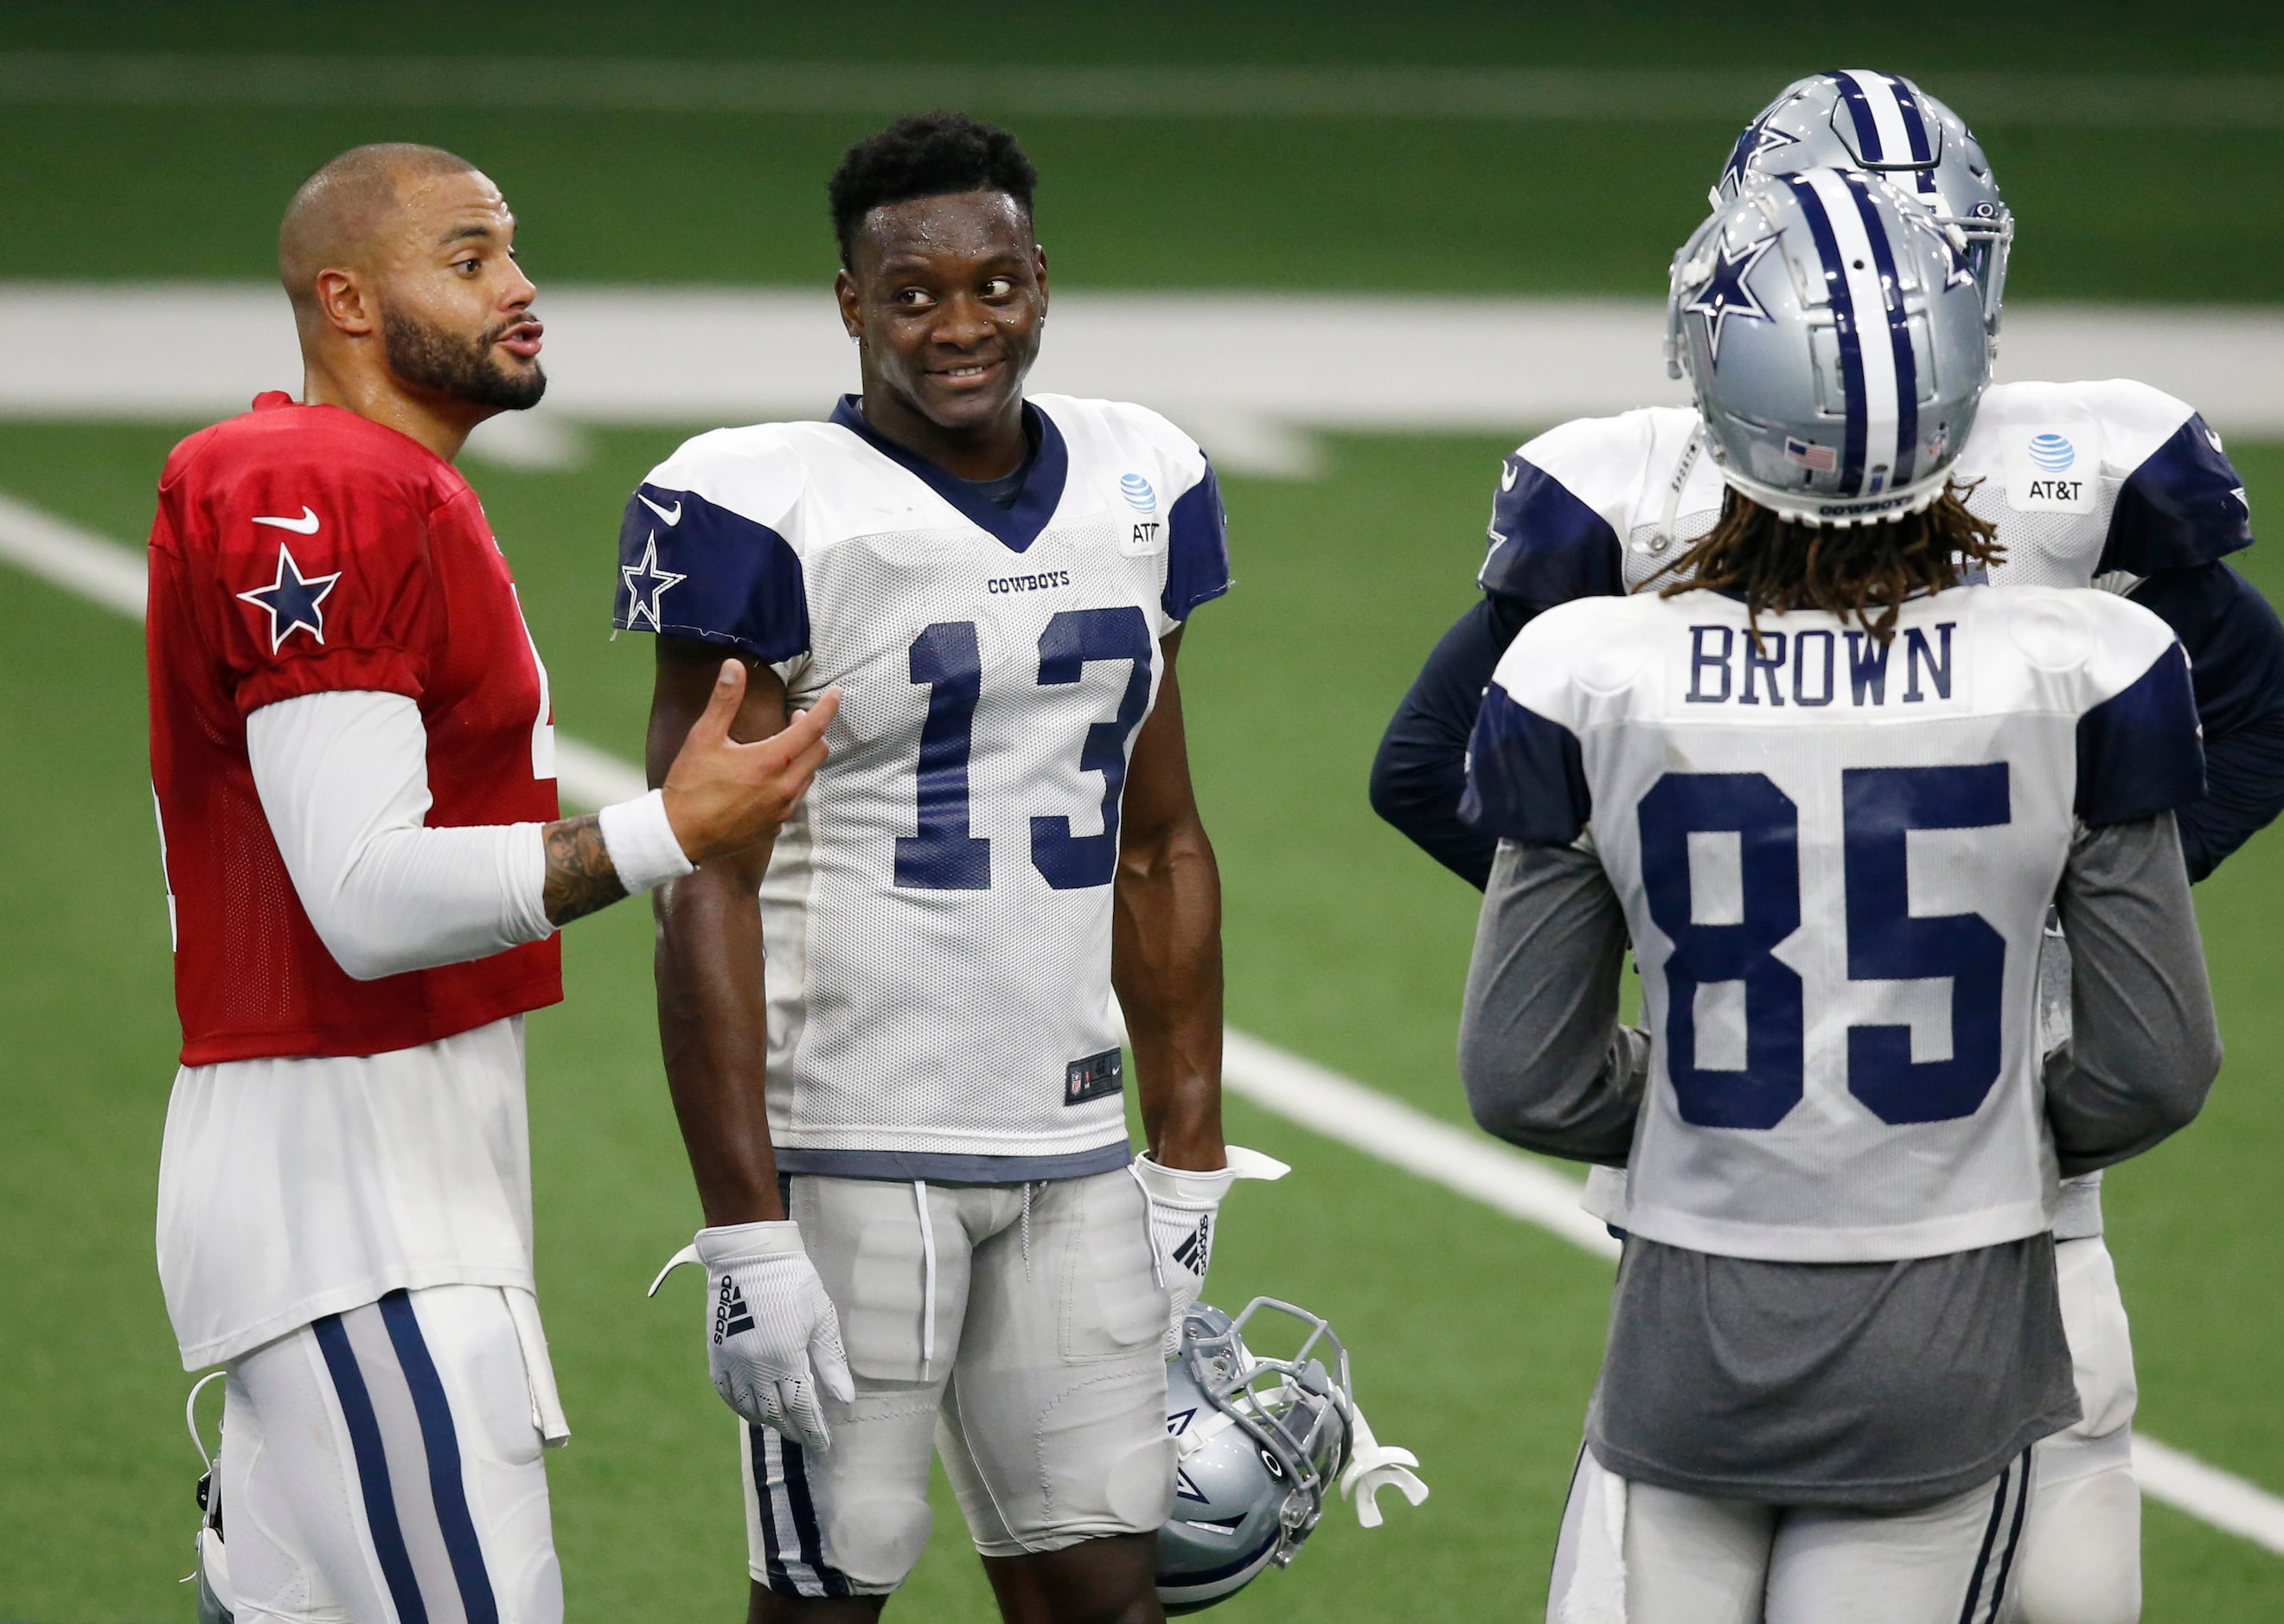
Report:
649,1220,854,1451
1130,1145,1289,1357
1339,1396,1430,1529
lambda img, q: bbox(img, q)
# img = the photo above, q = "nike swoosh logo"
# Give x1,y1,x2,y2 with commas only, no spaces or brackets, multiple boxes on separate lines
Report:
638,494,682,526
253,506,321,534
1500,462,1519,493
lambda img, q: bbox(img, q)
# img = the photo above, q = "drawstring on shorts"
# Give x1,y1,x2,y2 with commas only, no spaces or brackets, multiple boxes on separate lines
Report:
913,1180,938,1382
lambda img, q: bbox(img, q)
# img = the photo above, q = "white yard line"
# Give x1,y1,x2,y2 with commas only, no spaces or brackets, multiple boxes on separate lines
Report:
5,489,2281,1556
0,56,2279,129
8,285,2284,479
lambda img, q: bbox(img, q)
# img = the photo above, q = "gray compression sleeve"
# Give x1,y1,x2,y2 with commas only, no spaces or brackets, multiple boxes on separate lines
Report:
2049,811,2223,1176
1457,838,1647,1165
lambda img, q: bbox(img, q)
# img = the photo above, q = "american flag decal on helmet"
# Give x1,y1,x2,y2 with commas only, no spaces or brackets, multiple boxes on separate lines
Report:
1786,438,1839,473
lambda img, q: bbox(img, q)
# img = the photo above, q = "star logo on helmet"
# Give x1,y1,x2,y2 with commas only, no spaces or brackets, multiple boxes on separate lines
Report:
1174,1467,1211,1505
1721,118,1800,194
1684,235,1780,367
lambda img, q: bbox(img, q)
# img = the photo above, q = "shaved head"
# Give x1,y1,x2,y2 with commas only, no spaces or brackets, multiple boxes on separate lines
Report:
278,143,477,320
276,143,543,426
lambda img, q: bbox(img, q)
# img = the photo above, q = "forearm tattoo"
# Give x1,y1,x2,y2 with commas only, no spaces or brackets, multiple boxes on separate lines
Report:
542,815,629,927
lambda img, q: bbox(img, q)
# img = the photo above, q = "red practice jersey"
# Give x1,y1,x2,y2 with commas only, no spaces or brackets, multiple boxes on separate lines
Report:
148,393,563,1065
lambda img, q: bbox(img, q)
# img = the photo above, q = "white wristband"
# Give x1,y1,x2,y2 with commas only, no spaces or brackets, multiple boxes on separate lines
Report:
598,789,694,895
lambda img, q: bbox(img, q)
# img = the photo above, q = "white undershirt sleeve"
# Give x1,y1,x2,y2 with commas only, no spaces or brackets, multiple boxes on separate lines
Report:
247,689,555,981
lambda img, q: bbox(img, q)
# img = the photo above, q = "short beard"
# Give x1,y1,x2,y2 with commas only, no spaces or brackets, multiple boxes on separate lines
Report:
381,308,546,412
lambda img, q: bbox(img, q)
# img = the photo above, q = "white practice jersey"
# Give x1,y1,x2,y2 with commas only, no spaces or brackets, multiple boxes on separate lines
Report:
1479,380,2252,609
1475,378,2252,1238
614,394,1229,1181
1464,585,2201,1262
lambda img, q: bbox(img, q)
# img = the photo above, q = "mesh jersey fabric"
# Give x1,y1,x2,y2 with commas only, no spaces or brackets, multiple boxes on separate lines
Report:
1463,584,2200,1262
1480,380,2249,609
613,394,1229,1178
146,393,562,1065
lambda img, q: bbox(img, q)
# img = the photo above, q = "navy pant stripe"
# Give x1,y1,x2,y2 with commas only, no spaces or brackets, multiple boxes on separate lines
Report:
1983,1448,2035,1622
748,1424,798,1594
379,1290,501,1624
779,1435,854,1598
311,1313,430,1624
1955,1458,2013,1624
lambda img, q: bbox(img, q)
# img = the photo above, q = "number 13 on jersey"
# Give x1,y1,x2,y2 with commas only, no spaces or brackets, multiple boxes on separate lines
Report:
895,607,1155,893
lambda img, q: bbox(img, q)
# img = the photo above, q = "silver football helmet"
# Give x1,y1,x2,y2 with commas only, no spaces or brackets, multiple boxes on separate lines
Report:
1715,69,2012,332
1666,168,1992,527
1158,1299,1353,1614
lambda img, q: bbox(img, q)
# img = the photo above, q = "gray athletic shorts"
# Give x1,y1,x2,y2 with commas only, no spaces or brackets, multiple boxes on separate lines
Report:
741,1168,1175,1597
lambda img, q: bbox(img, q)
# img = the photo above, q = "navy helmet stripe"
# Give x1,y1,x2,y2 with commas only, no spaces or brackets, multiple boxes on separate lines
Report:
311,1313,431,1624
1831,70,1885,161
1786,176,1868,496
1888,74,1936,163
378,1291,501,1624
1843,172,1920,489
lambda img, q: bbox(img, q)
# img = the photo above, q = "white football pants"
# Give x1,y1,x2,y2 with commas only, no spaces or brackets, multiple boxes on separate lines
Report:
2004,1234,2141,1624
1546,1234,2142,1623
210,1284,562,1624
1549,1445,2033,1624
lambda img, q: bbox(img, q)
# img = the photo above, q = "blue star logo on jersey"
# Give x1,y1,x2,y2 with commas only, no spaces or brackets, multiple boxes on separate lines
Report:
1684,235,1780,367
620,531,687,633
234,542,341,653
1720,117,1800,194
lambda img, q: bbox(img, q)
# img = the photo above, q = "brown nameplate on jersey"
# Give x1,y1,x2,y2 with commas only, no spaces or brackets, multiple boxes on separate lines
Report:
1065,1048,1123,1106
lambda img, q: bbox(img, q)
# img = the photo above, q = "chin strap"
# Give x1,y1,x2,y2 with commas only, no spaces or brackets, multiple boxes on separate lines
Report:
1338,1395,1430,1529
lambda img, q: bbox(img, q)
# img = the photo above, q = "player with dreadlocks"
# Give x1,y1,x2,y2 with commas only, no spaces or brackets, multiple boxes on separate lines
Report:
1380,73,2279,1622
1659,483,2002,637
1456,168,2218,1623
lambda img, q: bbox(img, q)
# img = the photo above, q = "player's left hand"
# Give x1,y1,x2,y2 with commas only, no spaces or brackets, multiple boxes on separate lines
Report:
649,1220,854,1449
1132,1145,1289,1357
662,662,839,866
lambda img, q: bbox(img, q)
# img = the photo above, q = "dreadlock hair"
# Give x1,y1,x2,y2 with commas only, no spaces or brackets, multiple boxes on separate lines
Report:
1659,482,2004,643
829,112,1039,269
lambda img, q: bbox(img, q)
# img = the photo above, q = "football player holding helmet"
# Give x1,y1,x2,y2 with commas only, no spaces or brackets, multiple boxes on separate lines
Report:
1158,1300,1427,1614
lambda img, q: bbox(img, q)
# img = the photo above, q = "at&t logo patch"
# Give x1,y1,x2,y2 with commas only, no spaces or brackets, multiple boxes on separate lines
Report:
2005,426,2098,515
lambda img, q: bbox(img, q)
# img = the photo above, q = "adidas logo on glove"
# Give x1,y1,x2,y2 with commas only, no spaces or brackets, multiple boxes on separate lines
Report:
714,1276,756,1344
1172,1216,1212,1277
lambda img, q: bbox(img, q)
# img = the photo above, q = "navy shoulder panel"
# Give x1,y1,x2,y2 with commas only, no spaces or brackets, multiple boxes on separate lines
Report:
1478,457,1626,611
2076,642,2205,827
1459,681,1592,846
2099,413,2255,577
613,483,809,662
1163,461,1232,622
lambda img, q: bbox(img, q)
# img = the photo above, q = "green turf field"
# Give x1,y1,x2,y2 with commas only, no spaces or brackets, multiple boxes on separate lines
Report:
3,7,2282,1620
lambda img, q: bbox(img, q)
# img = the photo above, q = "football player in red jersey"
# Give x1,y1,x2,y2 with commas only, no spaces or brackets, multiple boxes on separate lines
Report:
148,144,839,1623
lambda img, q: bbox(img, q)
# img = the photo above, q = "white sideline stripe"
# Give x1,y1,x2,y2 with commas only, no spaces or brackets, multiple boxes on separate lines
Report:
1220,1029,1620,1259
4,488,2281,1556
2135,1436,2284,1555
0,491,148,619
8,287,2284,482
1,56,2281,129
